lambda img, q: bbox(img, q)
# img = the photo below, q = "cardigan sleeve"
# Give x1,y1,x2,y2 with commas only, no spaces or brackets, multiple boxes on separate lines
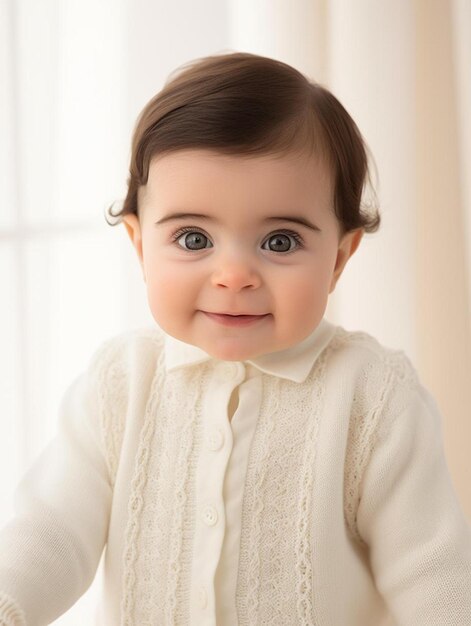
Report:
0,350,113,626
356,381,471,625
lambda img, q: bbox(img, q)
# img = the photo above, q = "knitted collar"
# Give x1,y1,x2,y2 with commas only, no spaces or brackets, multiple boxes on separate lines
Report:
163,317,337,383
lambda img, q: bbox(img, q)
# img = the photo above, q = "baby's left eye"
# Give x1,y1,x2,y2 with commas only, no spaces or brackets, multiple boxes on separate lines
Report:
262,232,303,253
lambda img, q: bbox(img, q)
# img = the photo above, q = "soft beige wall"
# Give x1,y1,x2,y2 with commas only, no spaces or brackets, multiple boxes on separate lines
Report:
416,0,471,520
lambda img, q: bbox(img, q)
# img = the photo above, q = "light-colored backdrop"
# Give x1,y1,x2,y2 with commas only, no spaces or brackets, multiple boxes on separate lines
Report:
1,1,470,623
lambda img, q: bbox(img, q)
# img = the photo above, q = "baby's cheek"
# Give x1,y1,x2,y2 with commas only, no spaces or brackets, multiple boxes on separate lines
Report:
282,274,316,309
147,266,196,322
280,274,326,328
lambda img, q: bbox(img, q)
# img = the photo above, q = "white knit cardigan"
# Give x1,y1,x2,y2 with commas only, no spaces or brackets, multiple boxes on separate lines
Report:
0,321,470,625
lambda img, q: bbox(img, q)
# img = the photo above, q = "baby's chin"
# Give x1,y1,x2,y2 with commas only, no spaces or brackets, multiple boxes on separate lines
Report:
155,314,308,362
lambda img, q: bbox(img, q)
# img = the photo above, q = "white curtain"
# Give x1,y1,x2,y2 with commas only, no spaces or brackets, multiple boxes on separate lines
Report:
0,0,228,623
1,0,470,623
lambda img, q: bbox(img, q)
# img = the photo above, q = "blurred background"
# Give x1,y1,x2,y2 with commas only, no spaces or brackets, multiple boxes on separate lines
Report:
1,0,470,623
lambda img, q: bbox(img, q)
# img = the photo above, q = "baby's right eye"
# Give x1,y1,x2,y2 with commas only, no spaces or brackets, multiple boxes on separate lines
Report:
173,227,213,251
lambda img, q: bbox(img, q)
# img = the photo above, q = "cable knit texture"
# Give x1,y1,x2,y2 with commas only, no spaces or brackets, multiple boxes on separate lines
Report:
0,320,470,625
0,593,26,626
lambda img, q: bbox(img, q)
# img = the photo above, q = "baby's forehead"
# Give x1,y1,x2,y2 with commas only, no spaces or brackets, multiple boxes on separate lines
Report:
142,151,331,215
143,148,333,195
140,150,336,234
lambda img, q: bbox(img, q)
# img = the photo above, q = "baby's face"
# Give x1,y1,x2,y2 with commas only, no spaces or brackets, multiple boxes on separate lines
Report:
124,149,362,361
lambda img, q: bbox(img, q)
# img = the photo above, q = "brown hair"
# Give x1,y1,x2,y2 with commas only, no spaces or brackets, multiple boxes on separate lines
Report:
106,51,380,235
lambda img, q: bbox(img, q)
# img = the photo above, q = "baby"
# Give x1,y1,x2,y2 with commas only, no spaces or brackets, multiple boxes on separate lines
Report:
0,51,470,626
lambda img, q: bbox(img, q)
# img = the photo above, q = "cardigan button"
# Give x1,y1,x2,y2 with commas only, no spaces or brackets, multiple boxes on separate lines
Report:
202,505,218,526
206,428,224,451
215,362,242,382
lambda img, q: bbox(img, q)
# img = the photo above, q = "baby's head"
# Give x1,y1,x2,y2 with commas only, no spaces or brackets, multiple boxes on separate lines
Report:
107,52,380,361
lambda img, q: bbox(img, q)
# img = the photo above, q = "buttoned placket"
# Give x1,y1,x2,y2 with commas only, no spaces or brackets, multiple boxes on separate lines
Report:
189,361,245,625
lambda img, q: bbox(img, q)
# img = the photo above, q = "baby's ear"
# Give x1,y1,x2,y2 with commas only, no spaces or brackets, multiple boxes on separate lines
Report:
123,214,146,281
329,228,364,293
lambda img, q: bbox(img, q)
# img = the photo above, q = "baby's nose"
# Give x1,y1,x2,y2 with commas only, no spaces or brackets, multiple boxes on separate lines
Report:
210,257,262,291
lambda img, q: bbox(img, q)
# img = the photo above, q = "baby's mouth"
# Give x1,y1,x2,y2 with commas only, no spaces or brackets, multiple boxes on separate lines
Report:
202,311,269,326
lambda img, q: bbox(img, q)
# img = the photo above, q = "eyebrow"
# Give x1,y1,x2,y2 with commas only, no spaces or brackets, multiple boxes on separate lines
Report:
154,212,322,233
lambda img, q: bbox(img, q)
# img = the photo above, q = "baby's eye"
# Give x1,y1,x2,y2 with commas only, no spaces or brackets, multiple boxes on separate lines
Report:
173,228,213,251
262,231,304,253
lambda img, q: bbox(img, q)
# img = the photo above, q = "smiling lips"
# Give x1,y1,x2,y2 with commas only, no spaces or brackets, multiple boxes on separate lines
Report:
202,311,269,326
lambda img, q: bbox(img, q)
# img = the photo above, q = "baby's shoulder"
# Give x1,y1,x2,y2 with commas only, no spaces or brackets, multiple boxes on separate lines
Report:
326,325,420,393
86,325,167,387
